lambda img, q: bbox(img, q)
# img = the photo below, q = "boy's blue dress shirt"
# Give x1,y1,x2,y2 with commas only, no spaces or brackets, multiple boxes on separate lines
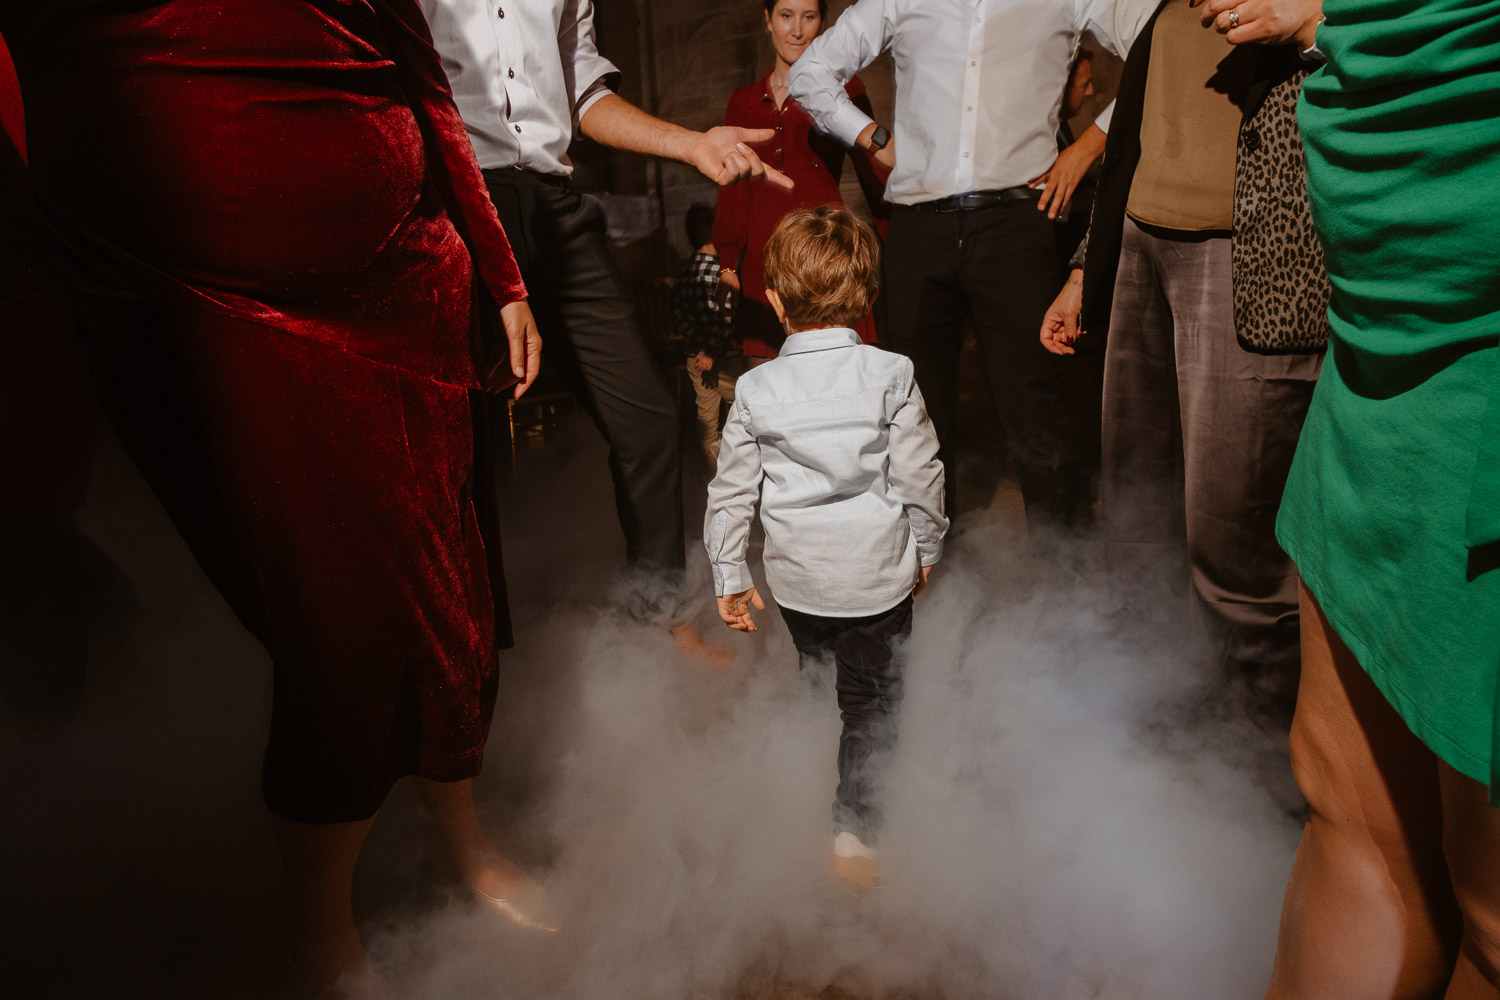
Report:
705,327,948,616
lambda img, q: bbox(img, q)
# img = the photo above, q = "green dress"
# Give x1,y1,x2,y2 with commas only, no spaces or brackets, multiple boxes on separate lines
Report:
1278,0,1500,803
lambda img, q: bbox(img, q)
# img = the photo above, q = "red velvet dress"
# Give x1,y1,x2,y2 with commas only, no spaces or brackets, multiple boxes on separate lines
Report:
0,1,528,823
712,73,890,357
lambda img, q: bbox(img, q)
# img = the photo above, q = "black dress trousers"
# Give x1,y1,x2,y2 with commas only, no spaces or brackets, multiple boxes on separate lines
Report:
883,198,1096,527
483,169,685,575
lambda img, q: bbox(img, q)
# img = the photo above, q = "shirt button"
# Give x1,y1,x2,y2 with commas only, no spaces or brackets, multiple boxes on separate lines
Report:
497,7,505,16
964,151,971,158
970,60,977,66
508,68,515,78
515,124,522,133
967,106,974,111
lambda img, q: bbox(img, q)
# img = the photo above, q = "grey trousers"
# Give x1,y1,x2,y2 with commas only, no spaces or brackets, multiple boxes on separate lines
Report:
1103,218,1321,711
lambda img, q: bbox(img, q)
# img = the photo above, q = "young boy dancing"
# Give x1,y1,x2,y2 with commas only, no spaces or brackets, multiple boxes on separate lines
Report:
704,205,947,888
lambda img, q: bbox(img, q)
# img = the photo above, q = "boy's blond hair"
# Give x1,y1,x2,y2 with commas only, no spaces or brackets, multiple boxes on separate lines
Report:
761,205,880,331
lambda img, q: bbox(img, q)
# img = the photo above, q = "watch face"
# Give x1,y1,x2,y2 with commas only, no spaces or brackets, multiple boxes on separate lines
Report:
872,126,891,149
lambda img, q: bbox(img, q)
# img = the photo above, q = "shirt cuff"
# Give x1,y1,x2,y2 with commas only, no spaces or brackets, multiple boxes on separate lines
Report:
574,74,619,127
918,541,944,568
828,100,876,150
712,562,755,597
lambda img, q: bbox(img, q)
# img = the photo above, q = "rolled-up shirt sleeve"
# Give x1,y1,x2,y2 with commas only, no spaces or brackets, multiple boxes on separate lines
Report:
560,0,621,125
1076,0,1159,133
704,401,763,596
787,0,893,147
887,366,948,567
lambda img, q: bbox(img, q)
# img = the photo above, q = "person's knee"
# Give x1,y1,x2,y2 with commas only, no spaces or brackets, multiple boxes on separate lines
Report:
1287,706,1345,821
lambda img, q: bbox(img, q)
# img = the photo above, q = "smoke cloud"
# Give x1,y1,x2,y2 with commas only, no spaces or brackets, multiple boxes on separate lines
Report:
374,433,1304,999
3,425,1302,1000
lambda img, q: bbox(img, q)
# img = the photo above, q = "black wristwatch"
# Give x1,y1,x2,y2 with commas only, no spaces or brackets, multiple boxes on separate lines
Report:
867,124,891,151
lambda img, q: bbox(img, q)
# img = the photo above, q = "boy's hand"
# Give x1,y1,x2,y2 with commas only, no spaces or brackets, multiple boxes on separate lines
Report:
913,565,934,598
717,588,765,632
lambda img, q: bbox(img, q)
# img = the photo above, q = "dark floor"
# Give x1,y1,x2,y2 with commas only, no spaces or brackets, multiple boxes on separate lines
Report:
1,342,1297,1000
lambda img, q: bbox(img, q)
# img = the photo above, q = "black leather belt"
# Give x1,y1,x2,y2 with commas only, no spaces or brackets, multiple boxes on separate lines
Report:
480,166,569,188
898,186,1040,213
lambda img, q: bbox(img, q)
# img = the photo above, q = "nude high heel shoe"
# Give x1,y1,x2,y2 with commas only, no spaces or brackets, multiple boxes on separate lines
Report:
471,876,561,933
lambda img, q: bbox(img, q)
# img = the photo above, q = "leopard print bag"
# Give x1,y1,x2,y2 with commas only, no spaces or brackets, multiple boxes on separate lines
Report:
1232,68,1331,353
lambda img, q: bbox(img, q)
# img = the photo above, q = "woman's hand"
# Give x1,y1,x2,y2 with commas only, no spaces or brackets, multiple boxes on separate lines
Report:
1031,124,1106,220
1192,0,1323,47
500,299,543,399
691,352,715,372
1039,271,1086,356
716,587,765,632
716,268,741,312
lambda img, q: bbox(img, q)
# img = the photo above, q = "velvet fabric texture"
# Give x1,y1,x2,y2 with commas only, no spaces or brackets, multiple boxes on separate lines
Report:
1,0,528,823
0,47,98,525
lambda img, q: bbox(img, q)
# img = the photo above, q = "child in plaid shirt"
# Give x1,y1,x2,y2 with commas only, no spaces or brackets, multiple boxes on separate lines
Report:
672,203,745,468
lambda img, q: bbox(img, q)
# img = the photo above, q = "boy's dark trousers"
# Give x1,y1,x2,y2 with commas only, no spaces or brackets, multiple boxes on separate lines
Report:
780,595,914,843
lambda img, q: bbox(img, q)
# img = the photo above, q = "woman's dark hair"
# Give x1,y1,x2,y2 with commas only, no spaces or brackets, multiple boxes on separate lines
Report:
763,0,829,18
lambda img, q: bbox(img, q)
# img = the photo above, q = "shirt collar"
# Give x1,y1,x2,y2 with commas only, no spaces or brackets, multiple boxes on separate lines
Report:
758,70,776,104
779,327,862,356
758,72,801,113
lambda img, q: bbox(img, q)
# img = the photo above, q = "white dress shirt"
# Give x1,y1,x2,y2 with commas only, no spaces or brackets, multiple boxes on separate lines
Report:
788,0,1159,204
419,0,620,175
705,328,948,617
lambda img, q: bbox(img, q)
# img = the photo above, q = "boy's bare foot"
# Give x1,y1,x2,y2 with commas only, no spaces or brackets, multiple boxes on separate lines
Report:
672,622,734,670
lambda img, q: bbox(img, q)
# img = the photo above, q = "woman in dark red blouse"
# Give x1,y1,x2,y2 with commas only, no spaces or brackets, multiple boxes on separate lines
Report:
713,0,890,358
1,2,541,993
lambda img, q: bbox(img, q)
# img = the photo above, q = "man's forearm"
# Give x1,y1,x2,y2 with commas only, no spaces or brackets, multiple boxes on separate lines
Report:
1072,123,1107,162
578,93,696,163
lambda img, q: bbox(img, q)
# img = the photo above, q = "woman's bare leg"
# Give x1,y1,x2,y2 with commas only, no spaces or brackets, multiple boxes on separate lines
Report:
1265,581,1460,1000
415,777,528,899
1439,763,1500,999
273,814,380,998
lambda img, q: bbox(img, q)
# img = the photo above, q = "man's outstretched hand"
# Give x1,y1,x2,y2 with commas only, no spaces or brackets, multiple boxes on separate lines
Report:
692,127,795,190
578,95,795,192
